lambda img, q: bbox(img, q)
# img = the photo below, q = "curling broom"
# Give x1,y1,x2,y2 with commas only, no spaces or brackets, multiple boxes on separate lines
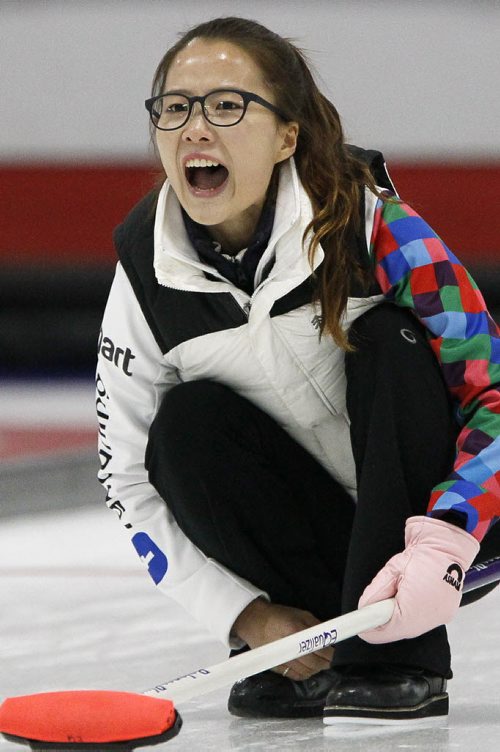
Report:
1,555,499,751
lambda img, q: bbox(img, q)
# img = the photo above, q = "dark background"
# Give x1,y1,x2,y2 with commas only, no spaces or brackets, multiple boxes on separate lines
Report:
1,163,499,376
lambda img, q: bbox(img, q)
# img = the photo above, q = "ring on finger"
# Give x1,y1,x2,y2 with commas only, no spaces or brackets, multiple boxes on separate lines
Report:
282,666,291,677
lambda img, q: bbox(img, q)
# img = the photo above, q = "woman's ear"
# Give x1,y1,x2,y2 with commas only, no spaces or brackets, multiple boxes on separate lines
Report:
275,121,299,164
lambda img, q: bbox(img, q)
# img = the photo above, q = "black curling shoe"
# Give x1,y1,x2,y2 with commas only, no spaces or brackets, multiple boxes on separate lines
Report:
323,664,449,725
228,668,339,718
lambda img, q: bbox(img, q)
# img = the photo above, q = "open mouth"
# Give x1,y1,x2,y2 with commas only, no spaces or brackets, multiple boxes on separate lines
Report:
184,158,229,193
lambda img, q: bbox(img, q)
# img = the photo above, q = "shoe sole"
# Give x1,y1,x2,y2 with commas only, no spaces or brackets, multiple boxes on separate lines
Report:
228,698,325,719
323,693,449,725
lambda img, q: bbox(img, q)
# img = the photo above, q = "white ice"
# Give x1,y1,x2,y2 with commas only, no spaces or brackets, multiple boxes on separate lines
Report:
1,381,499,751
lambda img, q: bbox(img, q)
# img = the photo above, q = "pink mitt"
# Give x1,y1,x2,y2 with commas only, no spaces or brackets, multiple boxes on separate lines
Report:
358,515,480,643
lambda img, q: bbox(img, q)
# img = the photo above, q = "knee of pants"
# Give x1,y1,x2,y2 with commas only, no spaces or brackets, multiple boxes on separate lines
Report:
348,303,430,358
345,304,457,473
346,303,452,407
146,379,239,466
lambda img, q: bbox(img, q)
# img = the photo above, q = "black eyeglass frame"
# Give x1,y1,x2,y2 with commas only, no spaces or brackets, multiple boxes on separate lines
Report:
145,88,289,130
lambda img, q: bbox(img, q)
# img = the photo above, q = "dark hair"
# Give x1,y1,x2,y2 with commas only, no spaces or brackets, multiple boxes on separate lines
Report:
151,16,383,349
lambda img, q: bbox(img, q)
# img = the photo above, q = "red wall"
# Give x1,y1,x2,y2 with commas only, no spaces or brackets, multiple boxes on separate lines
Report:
2,162,499,266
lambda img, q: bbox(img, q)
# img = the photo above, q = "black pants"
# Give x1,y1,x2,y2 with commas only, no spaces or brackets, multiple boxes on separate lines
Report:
146,304,499,677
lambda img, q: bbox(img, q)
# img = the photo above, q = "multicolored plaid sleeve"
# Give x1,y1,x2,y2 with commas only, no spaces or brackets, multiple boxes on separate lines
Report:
371,198,500,542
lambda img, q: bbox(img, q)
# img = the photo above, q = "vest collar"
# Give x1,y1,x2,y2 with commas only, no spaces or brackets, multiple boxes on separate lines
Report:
153,157,324,293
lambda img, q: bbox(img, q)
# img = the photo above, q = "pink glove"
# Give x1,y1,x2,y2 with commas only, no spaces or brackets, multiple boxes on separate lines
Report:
358,515,480,643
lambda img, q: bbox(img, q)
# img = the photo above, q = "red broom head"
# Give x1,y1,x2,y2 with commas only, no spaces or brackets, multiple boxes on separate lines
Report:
0,690,181,749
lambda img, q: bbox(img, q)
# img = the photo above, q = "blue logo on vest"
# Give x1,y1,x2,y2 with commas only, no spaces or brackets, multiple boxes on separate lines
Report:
132,532,168,584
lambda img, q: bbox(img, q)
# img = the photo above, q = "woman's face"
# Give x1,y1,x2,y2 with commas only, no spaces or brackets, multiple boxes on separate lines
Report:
156,37,298,247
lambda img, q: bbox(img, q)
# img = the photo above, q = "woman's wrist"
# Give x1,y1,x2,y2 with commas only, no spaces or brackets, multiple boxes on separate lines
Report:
231,596,269,644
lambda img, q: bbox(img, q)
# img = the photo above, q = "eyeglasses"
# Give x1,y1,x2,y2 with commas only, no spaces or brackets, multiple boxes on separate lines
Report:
145,88,288,131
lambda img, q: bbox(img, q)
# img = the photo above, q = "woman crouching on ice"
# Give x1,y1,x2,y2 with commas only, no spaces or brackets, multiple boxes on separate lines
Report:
97,16,500,725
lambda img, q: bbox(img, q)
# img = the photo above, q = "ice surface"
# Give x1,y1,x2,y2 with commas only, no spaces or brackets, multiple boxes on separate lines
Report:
1,380,499,750
1,504,499,751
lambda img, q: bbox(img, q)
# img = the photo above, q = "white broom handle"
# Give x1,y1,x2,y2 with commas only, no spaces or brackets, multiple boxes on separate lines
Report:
143,598,395,704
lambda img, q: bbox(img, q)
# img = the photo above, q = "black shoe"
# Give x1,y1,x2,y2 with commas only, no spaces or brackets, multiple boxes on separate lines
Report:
228,668,339,719
323,664,448,726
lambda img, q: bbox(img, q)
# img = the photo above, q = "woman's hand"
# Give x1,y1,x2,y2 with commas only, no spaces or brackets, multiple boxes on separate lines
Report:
231,598,333,681
358,515,480,643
